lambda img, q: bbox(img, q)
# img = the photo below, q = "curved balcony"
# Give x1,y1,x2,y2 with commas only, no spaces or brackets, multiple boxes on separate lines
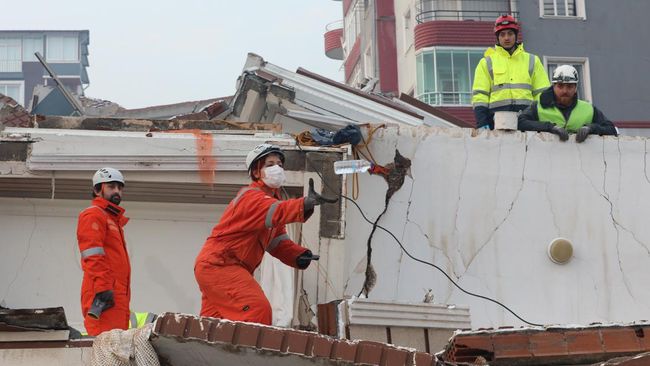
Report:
324,20,344,60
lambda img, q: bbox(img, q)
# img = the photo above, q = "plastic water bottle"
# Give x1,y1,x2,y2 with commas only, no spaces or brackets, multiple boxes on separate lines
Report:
333,159,373,175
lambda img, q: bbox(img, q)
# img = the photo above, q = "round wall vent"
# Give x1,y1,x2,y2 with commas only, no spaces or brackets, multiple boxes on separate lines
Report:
548,237,573,264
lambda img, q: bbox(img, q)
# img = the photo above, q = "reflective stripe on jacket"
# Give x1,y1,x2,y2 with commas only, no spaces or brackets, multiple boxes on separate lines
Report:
195,179,308,273
472,44,550,110
538,98,594,132
77,197,130,335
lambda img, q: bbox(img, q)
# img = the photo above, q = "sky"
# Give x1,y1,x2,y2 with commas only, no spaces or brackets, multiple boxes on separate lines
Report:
1,1,344,108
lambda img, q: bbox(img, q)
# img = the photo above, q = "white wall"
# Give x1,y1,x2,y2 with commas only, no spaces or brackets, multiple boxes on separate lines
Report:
337,126,650,328
0,198,224,331
395,0,416,95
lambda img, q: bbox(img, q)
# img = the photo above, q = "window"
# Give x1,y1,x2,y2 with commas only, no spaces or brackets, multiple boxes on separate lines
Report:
540,0,585,18
0,38,22,72
544,56,591,102
416,48,484,106
0,81,24,104
22,37,43,61
46,35,79,62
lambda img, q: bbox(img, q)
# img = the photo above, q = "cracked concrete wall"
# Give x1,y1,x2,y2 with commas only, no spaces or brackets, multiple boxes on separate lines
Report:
339,126,650,328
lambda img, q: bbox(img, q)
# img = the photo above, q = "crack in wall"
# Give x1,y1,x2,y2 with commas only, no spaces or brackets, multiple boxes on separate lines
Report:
461,135,529,275
455,136,469,267
600,139,637,302
1,199,37,304
406,218,459,279
395,178,416,298
543,181,561,235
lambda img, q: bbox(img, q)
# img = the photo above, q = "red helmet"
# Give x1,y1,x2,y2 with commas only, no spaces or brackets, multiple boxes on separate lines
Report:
494,15,519,34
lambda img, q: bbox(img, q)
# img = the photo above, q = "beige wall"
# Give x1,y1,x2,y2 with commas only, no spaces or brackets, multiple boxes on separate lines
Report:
394,0,417,95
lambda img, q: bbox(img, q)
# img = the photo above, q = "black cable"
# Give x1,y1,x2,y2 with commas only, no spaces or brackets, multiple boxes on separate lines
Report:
295,141,543,327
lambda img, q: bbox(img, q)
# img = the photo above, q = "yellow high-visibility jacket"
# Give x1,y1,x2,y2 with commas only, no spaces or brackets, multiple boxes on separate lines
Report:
472,43,549,128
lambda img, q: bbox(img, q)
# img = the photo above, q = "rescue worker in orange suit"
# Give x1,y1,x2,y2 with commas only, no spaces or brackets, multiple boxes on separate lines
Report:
77,167,131,336
194,144,336,325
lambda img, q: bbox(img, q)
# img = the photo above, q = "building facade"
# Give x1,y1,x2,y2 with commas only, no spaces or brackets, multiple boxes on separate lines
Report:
324,0,650,132
0,30,89,107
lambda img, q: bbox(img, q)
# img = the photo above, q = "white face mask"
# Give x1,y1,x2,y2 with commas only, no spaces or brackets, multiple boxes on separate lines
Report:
262,165,286,188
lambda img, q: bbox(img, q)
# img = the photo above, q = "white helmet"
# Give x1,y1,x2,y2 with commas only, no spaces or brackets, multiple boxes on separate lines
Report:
245,144,285,171
92,167,125,187
552,65,579,84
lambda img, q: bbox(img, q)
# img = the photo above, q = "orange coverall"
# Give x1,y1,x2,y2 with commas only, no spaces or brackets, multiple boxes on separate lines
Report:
77,197,131,336
194,180,310,325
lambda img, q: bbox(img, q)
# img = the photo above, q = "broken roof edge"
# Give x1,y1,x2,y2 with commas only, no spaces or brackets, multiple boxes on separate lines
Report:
152,312,439,366
241,53,427,127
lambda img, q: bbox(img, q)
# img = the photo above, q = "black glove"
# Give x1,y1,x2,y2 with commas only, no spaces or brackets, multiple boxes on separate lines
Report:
307,178,338,205
296,249,319,269
550,126,569,141
576,124,593,143
303,178,339,220
88,290,114,319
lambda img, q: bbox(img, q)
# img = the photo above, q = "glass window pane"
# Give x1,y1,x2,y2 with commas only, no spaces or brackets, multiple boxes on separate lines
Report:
557,0,566,16
436,50,452,103
47,36,63,60
63,36,78,60
23,37,43,61
469,51,483,85
453,51,470,104
416,51,436,105
0,84,20,101
0,38,21,72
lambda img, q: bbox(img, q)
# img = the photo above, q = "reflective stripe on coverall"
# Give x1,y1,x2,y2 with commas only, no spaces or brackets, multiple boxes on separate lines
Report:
77,197,131,336
194,179,309,325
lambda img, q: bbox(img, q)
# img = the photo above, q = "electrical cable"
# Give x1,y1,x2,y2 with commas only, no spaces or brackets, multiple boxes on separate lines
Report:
295,140,543,327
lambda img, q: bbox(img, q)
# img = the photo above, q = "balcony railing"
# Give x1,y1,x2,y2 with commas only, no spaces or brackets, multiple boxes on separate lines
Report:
416,0,518,23
417,91,472,106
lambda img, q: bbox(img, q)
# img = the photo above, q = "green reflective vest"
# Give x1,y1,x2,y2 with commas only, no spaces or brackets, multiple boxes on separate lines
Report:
129,311,156,329
538,99,594,133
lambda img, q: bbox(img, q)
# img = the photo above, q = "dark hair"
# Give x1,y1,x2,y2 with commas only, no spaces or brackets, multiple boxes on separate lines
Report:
92,183,102,198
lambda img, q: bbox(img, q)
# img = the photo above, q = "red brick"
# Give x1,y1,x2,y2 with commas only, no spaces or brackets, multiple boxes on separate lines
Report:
492,333,531,358
381,347,410,366
413,352,434,366
636,327,650,351
156,313,188,337
185,317,213,340
208,320,236,343
453,335,494,352
356,341,384,364
602,328,642,353
310,335,334,358
282,330,310,354
530,331,568,357
257,327,285,351
566,330,604,355
332,340,357,362
233,323,260,347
